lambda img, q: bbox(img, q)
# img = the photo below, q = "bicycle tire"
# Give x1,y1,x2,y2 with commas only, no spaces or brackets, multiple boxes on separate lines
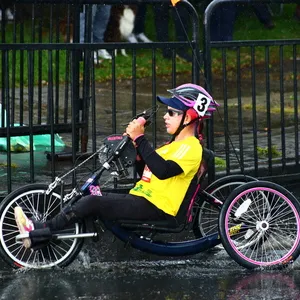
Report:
193,175,257,238
0,183,84,269
219,181,300,269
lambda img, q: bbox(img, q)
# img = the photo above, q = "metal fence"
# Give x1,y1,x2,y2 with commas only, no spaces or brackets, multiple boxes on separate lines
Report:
0,0,299,197
0,0,201,196
203,0,300,185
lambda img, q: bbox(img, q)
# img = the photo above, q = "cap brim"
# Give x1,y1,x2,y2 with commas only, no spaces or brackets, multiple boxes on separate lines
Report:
157,96,187,111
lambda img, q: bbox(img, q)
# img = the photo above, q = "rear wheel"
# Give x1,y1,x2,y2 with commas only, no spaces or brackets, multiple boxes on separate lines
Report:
219,181,300,269
0,184,84,269
193,175,257,238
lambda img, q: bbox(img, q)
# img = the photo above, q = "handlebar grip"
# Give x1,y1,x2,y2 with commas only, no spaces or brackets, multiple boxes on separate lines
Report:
137,116,147,126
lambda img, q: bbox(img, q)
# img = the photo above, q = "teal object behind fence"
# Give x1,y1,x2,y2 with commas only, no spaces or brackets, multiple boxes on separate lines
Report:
0,131,65,152
0,105,65,152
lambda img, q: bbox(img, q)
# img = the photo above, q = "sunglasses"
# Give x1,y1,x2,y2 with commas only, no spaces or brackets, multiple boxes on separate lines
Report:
166,108,184,117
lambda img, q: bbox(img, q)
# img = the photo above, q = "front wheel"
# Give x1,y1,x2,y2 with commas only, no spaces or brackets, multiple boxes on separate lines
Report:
219,181,300,269
0,184,84,269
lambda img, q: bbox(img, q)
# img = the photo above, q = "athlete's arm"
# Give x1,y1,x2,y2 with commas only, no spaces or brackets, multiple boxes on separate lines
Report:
135,160,145,177
135,135,183,179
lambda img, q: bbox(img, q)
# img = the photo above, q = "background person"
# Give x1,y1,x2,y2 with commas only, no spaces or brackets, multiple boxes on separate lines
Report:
153,2,193,61
80,4,112,63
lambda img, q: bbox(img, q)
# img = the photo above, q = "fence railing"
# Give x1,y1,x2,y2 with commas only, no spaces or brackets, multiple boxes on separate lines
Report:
203,0,299,184
0,0,299,197
0,0,201,196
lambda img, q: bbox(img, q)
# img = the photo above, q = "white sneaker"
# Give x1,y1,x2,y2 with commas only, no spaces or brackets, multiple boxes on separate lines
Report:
94,52,98,64
94,52,104,64
14,206,34,248
6,9,14,21
127,33,138,43
136,33,152,43
97,49,112,60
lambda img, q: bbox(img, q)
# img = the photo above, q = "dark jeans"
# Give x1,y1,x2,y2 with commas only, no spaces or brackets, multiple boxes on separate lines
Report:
133,3,147,34
153,2,189,43
210,3,237,41
252,4,272,25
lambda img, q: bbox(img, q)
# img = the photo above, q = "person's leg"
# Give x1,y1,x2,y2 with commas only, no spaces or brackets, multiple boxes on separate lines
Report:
15,192,168,248
134,3,147,35
210,3,237,42
172,2,189,43
92,4,111,43
79,5,86,43
172,3,192,62
295,4,300,21
67,192,167,222
252,4,274,29
80,4,98,43
18,192,168,232
219,3,237,41
209,4,221,41
93,4,112,59
153,3,171,58
153,3,169,43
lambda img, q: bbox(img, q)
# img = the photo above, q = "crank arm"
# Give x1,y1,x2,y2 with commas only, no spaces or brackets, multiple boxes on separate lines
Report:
15,232,98,243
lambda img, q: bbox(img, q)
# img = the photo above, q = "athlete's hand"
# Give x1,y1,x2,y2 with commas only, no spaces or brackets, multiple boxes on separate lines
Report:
125,119,145,140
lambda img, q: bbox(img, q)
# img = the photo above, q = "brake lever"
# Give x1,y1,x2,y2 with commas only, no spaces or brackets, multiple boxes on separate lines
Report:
121,105,160,127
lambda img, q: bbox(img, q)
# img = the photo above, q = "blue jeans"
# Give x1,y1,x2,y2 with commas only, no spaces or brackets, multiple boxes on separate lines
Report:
80,4,112,43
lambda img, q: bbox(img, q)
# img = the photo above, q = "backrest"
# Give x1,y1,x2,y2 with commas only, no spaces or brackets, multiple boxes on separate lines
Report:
175,148,215,224
196,148,215,184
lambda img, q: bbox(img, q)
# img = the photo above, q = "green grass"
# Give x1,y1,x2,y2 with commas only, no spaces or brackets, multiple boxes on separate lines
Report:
234,4,299,41
257,145,281,159
1,3,300,85
210,4,300,75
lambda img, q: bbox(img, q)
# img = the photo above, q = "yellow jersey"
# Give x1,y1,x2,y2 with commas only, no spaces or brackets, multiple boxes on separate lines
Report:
130,136,202,216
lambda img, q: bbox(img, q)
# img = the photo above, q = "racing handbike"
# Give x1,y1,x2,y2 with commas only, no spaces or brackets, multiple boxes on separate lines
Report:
0,111,299,270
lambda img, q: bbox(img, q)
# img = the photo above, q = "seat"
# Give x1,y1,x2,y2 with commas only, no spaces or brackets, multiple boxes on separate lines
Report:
118,148,215,233
174,148,215,224
118,148,215,232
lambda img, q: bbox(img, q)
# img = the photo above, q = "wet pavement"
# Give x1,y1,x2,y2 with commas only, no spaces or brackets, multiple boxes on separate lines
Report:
1,246,300,299
0,179,300,300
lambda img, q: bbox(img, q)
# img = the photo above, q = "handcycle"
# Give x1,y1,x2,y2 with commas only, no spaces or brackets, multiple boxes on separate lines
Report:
0,110,300,270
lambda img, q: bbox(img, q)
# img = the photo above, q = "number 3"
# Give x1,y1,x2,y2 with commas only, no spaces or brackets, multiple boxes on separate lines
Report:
193,94,211,117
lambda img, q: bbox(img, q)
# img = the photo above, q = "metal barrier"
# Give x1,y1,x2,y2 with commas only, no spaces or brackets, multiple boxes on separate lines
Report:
0,0,201,196
203,0,299,184
0,0,299,196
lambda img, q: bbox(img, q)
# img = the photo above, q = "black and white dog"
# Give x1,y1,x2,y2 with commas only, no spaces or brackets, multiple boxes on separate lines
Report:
104,5,138,56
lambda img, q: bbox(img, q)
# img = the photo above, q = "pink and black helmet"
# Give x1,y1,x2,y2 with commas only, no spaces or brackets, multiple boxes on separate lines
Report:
157,83,219,120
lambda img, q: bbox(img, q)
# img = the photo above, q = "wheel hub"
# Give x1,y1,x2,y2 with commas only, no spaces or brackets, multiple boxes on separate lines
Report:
256,220,269,232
